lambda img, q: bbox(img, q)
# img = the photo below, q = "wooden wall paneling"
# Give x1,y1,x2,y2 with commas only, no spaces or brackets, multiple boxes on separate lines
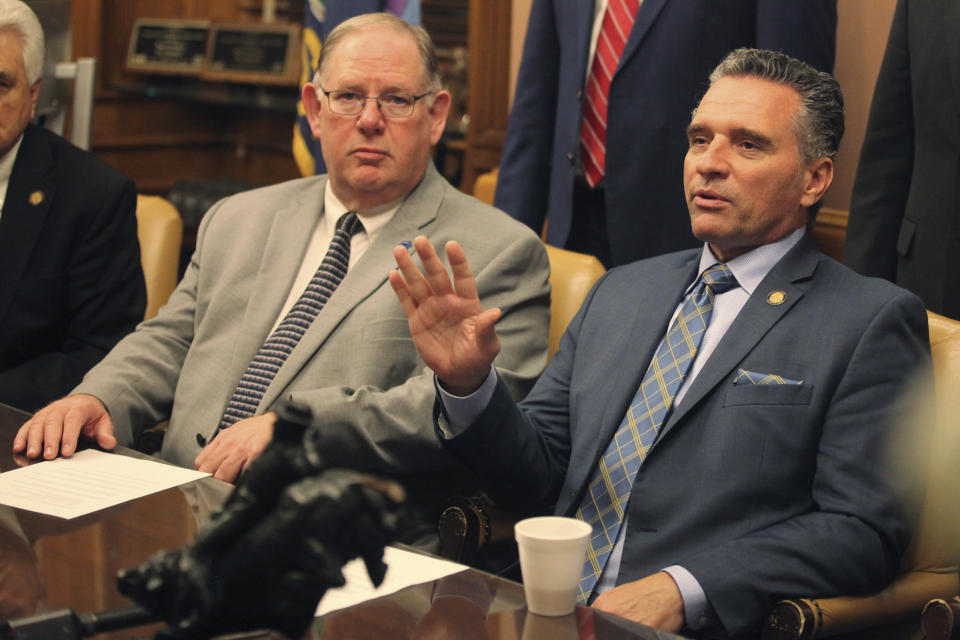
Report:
812,207,849,263
88,95,298,194
67,1,302,195
69,0,103,63
462,0,511,194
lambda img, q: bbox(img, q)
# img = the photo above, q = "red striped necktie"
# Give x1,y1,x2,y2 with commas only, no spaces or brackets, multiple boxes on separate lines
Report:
580,0,641,188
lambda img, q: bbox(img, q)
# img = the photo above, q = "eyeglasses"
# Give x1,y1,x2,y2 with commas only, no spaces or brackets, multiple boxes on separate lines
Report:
319,86,434,118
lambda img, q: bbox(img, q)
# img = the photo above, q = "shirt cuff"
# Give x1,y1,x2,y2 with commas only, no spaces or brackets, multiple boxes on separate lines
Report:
662,565,715,630
436,365,498,437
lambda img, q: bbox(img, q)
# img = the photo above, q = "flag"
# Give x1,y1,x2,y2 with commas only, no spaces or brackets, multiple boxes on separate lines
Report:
293,0,421,177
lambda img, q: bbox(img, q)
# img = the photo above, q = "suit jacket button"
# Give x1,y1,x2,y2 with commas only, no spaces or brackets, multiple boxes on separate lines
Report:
196,433,207,447
577,89,583,100
566,152,575,165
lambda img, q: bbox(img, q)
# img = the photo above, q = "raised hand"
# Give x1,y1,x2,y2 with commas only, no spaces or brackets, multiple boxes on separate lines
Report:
389,236,501,396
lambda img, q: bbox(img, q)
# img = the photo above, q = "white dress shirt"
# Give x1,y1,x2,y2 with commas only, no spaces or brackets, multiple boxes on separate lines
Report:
270,183,401,333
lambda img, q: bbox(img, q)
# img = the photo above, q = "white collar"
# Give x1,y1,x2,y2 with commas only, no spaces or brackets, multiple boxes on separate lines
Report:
693,227,806,296
322,182,404,238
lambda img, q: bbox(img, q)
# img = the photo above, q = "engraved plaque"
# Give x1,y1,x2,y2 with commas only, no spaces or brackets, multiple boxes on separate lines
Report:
126,19,210,74
204,23,300,85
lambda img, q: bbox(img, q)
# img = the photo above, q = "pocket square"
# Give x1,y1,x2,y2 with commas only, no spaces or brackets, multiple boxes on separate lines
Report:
734,368,803,386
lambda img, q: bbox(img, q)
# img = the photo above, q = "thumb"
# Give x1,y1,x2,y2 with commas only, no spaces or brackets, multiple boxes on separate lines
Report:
93,419,117,450
475,308,502,352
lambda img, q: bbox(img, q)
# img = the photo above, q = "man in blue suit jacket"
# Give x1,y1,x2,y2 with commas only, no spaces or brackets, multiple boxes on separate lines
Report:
495,0,837,267
391,49,930,637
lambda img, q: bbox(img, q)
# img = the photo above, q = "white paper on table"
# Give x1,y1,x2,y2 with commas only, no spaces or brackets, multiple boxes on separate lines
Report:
316,546,468,616
0,448,209,518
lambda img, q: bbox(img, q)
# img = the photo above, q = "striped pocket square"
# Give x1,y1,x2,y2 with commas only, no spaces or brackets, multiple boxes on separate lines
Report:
734,368,803,386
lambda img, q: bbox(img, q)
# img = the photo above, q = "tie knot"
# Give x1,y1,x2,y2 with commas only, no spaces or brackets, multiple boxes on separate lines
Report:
337,211,363,236
700,263,737,294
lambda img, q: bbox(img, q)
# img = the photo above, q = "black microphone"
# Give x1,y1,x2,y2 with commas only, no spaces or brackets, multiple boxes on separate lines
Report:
0,605,156,639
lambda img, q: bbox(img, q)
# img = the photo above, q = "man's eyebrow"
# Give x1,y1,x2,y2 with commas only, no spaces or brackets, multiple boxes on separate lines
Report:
733,127,773,147
686,123,709,137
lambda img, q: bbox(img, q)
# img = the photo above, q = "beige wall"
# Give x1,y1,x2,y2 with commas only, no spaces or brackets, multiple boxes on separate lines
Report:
505,0,898,214
824,0,897,211
509,0,532,106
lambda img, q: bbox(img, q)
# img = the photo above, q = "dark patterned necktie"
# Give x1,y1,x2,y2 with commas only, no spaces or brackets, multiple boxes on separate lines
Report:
576,263,738,602
218,211,362,430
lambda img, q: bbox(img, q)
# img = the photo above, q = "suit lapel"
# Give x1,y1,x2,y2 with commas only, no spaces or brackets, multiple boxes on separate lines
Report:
224,176,326,397
0,126,56,326
575,1,596,80
656,236,821,445
616,0,667,75
260,164,445,408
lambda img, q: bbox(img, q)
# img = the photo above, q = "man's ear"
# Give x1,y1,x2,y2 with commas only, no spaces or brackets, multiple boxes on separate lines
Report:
301,83,323,137
800,157,834,209
28,79,40,119
427,90,451,146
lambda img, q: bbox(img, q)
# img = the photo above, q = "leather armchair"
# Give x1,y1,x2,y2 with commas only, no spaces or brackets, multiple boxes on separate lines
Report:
136,195,183,320
472,167,498,210
762,311,960,640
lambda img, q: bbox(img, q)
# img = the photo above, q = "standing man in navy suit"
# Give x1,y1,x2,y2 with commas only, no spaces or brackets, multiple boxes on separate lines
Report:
844,0,960,319
0,0,144,412
392,49,929,637
495,0,837,267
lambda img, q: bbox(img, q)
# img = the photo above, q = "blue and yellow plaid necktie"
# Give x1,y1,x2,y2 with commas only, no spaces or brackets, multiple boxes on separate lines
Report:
575,263,738,603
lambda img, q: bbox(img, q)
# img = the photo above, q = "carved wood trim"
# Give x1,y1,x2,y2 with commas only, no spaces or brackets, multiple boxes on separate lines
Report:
462,0,511,193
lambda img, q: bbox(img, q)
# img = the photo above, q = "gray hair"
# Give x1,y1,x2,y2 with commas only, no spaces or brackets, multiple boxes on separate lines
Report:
708,48,844,164
0,0,44,85
312,13,441,96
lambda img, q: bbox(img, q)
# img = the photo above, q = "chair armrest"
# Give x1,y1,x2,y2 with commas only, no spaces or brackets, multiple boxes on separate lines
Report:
437,493,543,577
762,569,960,639
438,495,490,563
921,597,960,640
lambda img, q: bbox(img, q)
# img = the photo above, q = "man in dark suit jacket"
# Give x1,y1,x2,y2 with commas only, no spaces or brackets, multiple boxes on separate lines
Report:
392,49,930,637
844,0,960,319
495,0,837,267
0,0,145,411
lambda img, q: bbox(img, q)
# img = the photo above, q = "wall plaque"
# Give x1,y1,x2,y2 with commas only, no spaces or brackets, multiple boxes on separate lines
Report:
204,23,300,85
126,19,210,74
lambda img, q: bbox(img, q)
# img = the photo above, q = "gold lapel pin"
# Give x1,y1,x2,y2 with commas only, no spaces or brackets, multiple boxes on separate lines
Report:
28,190,44,206
767,290,787,305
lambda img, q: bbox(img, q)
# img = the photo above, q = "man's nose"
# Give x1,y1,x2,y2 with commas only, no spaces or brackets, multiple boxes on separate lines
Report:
694,140,731,177
356,98,385,131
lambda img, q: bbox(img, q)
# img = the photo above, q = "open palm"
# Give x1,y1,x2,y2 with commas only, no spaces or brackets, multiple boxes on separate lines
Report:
389,237,501,396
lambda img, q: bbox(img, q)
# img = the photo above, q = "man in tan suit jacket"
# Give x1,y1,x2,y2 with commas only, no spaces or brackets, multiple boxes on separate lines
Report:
14,14,549,532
